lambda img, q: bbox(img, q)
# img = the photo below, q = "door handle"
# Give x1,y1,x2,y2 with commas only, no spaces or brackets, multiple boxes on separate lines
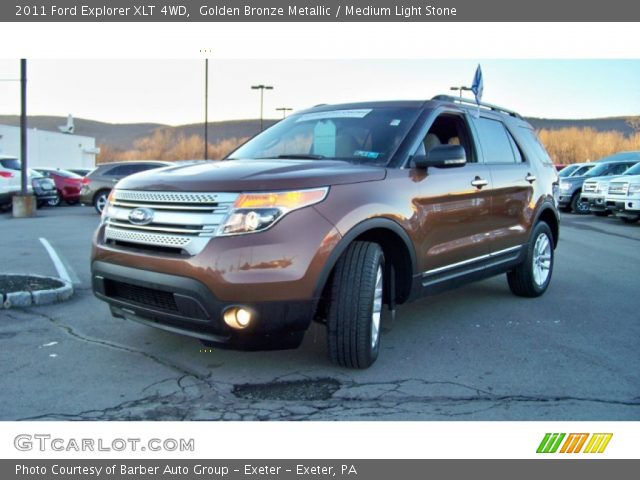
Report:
471,177,488,189
525,173,536,183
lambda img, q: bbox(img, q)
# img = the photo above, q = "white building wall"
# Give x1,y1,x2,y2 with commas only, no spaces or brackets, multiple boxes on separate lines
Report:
0,124,99,169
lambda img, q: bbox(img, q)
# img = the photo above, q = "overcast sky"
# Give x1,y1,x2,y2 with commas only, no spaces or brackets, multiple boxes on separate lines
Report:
0,59,638,125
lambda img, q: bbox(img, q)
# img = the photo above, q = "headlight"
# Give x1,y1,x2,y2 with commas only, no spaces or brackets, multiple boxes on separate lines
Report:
628,183,640,194
218,187,329,236
559,181,572,191
100,190,115,225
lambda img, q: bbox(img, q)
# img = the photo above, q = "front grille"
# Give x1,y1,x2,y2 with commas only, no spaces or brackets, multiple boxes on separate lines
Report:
103,189,239,255
582,181,597,193
104,279,178,312
608,182,628,195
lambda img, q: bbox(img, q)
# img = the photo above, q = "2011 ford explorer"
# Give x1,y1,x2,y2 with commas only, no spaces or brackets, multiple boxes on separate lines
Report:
91,96,560,368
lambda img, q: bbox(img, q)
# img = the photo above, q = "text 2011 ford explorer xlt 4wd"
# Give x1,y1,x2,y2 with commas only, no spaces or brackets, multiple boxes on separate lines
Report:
91,95,560,368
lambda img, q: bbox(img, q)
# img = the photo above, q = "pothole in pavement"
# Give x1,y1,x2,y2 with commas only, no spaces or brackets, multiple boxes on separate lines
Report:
233,378,341,401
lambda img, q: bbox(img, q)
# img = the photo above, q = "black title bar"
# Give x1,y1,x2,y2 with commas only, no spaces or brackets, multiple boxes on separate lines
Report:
4,0,640,22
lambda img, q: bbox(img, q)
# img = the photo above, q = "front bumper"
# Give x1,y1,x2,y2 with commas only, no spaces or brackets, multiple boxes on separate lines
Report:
580,193,608,212
606,198,640,216
93,261,314,350
91,207,341,349
557,193,574,207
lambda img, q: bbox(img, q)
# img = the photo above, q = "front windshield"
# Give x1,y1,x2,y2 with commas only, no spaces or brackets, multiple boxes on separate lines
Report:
228,106,421,166
584,163,613,177
570,165,595,177
559,165,579,177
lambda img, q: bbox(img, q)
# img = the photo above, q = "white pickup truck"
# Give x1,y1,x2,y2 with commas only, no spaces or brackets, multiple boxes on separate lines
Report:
606,174,640,223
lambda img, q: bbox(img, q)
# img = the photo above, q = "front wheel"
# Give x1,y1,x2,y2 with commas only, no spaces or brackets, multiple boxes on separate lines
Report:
571,193,590,214
47,191,61,207
327,241,384,369
620,216,639,224
507,222,554,298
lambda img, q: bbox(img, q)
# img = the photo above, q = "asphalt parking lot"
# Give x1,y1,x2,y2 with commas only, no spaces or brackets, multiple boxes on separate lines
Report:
1,206,639,421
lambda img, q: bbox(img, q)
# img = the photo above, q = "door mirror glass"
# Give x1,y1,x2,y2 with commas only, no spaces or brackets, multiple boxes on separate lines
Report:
415,144,466,169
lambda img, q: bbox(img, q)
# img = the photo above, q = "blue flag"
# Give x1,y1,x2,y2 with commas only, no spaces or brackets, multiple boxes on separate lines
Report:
471,65,483,104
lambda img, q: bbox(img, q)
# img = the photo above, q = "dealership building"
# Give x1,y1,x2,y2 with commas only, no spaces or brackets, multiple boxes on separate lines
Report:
0,123,99,170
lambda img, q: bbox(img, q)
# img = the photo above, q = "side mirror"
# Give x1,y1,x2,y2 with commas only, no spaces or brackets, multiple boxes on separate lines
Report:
415,144,467,169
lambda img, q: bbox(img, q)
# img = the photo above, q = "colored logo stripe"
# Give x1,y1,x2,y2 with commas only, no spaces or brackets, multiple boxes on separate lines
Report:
537,433,613,453
560,433,589,453
537,433,566,453
583,433,613,453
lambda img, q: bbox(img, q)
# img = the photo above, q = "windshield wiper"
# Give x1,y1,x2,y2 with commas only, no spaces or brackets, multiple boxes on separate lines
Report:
275,154,326,160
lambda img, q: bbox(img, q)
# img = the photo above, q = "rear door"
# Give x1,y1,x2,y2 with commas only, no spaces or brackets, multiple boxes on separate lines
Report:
471,116,533,253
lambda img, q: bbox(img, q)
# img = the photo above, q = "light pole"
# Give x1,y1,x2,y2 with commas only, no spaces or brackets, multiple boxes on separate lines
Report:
251,84,273,131
450,86,472,98
204,59,209,160
276,107,292,119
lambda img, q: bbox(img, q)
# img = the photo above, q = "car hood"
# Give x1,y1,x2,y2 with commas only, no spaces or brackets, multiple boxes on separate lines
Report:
116,159,387,192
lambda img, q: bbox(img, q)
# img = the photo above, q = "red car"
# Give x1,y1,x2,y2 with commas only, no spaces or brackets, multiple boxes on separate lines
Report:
35,168,84,206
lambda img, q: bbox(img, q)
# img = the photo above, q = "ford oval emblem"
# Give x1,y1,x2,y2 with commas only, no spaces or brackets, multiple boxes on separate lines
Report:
128,207,154,225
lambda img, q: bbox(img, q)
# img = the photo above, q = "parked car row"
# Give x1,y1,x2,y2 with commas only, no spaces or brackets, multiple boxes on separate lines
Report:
554,151,640,224
0,155,58,209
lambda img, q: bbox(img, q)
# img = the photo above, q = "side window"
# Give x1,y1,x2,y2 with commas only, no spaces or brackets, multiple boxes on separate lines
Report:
411,113,475,167
474,117,519,164
518,127,553,166
104,165,128,176
611,163,631,175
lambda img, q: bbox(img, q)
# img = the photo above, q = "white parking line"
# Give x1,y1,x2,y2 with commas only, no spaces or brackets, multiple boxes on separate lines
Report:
39,237,73,284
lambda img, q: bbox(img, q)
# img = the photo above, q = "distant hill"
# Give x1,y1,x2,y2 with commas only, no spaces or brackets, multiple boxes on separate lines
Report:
0,115,278,151
0,114,637,151
526,117,638,136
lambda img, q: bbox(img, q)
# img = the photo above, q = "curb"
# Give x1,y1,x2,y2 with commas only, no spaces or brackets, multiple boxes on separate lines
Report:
1,274,74,309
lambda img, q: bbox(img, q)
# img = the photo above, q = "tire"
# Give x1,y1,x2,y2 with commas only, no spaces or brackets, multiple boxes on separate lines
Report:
621,216,639,224
571,192,590,214
93,190,109,214
47,191,61,207
327,241,384,369
507,222,554,298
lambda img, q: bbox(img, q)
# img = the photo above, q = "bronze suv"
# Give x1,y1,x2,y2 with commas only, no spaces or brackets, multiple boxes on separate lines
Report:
91,95,560,368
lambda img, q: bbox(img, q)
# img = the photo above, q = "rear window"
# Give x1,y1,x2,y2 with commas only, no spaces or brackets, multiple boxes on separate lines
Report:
0,158,21,170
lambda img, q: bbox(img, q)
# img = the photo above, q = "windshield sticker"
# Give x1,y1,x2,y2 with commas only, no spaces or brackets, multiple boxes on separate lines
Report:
312,120,337,157
353,150,380,159
296,109,372,123
390,119,401,126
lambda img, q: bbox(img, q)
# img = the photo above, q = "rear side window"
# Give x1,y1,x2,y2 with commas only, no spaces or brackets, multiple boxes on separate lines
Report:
0,158,21,170
473,118,520,164
104,164,157,176
518,127,554,166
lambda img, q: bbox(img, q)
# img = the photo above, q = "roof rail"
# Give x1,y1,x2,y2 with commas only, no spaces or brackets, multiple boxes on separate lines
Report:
431,95,522,119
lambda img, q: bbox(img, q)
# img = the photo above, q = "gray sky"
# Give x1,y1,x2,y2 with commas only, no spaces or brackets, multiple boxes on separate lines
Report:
0,59,638,124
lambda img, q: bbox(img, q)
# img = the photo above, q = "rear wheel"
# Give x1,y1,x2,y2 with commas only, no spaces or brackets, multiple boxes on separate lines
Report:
327,241,384,369
571,192,590,214
507,222,554,298
94,190,109,214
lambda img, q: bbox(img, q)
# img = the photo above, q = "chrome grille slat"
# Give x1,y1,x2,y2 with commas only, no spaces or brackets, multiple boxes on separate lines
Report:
608,182,628,195
104,189,239,255
114,190,237,204
106,220,216,236
111,200,230,212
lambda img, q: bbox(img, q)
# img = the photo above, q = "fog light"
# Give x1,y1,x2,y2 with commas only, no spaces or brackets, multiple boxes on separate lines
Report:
223,307,252,329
